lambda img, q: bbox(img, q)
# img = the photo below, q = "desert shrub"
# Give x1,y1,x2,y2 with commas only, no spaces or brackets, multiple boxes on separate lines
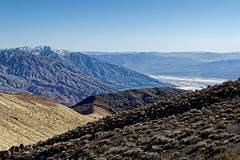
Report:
176,144,185,150
172,130,181,137
209,133,230,140
98,139,111,146
152,135,171,145
180,115,191,122
144,152,161,160
125,142,136,148
131,133,139,139
172,151,180,158
236,117,240,123
82,143,90,150
123,147,143,158
216,123,228,129
212,148,237,160
97,157,107,160
104,130,117,139
193,116,202,122
162,155,171,160
145,129,152,134
106,147,120,154
19,144,24,149
199,128,214,138
192,122,202,129
163,143,174,150
196,141,208,149
180,136,200,145
234,136,240,143
176,128,194,140
196,153,205,160
224,108,233,113
99,144,111,153
81,134,92,140
151,145,163,152
184,128,194,136
228,136,239,143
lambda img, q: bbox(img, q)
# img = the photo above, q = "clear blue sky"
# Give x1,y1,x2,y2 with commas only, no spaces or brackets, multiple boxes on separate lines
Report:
1,0,240,52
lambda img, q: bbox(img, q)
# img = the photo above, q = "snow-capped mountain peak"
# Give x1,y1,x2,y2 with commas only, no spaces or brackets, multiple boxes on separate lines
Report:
15,46,71,57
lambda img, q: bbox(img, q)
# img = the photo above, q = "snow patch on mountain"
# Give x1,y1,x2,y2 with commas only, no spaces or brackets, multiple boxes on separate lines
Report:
15,46,71,56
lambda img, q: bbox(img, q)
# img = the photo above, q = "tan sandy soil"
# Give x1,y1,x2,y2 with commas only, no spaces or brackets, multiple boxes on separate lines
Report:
0,92,94,150
85,106,111,120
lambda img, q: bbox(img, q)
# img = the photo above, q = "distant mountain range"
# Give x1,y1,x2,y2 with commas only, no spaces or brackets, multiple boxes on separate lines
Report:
0,49,116,106
0,92,94,150
89,52,240,79
72,87,187,117
0,47,173,106
15,46,171,90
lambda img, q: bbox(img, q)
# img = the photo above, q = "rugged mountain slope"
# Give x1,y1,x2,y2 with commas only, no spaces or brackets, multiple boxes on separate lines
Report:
0,92,94,151
15,46,172,90
1,79,240,159
72,87,187,117
0,49,116,106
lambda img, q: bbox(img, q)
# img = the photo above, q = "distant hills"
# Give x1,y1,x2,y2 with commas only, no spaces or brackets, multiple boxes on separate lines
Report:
2,79,240,159
190,59,240,79
0,92,94,150
0,49,116,106
89,52,240,79
15,46,171,90
72,87,187,117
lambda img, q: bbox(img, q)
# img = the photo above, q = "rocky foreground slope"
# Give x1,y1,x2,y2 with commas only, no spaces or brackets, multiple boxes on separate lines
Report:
0,92,94,151
0,49,116,106
1,80,240,159
72,87,187,117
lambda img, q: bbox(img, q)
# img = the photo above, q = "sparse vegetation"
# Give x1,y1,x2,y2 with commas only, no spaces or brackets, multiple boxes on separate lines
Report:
1,79,240,159
0,92,94,151
212,148,237,160
72,87,187,115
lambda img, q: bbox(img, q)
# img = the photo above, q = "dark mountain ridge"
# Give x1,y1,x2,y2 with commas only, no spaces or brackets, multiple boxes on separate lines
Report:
72,87,187,115
0,49,116,106
2,79,240,159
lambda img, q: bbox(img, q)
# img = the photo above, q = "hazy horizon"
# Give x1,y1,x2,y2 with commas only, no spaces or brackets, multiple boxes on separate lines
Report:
2,45,240,54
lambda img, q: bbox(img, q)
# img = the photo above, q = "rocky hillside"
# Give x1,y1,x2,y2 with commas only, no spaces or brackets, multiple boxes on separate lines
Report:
15,46,173,90
72,87,187,117
0,92,94,151
1,79,240,159
0,49,116,106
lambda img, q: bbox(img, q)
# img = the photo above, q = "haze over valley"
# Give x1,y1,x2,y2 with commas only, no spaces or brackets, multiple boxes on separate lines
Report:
87,51,240,90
